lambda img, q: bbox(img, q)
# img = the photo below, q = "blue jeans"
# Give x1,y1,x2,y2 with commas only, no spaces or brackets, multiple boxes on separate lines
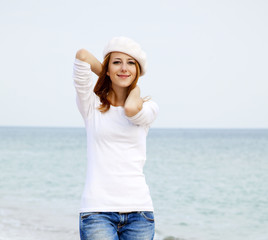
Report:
79,211,155,240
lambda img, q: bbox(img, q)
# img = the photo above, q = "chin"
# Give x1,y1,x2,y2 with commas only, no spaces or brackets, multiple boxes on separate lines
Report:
119,82,132,88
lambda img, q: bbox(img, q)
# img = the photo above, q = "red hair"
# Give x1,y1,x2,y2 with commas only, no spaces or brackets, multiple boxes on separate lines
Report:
94,53,141,113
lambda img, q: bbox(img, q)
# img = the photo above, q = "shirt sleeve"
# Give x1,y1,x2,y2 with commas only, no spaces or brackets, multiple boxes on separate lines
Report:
126,100,159,127
73,58,95,120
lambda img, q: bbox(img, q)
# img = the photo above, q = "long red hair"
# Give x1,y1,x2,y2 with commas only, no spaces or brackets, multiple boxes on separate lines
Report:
94,53,141,113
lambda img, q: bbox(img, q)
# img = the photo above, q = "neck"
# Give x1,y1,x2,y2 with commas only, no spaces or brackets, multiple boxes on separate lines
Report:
108,85,128,106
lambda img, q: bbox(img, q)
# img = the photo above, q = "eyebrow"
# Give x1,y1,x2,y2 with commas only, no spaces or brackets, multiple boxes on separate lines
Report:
113,57,135,61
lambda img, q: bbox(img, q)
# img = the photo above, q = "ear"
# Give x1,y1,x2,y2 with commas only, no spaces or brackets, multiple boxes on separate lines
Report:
107,71,110,76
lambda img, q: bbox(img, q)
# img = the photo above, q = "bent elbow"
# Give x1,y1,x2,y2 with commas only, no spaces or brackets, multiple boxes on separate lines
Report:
124,104,142,117
75,49,89,61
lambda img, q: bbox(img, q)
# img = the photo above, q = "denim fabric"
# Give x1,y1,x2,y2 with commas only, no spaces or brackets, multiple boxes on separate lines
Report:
80,211,155,240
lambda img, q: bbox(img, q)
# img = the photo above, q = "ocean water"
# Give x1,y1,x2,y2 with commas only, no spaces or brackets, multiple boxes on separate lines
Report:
0,127,268,240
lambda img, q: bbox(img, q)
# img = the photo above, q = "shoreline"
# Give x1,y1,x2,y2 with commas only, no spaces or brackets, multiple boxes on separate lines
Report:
0,200,168,240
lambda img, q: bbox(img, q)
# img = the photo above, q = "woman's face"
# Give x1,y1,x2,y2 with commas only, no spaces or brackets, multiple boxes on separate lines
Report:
107,52,137,90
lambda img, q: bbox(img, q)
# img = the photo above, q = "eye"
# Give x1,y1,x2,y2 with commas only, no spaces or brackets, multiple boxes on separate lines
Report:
113,61,121,64
128,61,136,65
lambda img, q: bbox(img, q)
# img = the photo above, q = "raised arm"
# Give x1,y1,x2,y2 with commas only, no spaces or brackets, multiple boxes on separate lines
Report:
76,49,102,77
124,86,143,117
73,49,102,120
125,91,159,127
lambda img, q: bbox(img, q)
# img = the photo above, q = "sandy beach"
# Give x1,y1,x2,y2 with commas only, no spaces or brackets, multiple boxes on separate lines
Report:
0,201,79,240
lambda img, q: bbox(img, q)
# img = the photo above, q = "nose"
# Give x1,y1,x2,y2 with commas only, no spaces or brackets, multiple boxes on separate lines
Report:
121,62,127,72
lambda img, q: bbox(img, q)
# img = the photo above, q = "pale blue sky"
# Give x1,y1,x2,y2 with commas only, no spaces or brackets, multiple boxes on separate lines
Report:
0,0,267,128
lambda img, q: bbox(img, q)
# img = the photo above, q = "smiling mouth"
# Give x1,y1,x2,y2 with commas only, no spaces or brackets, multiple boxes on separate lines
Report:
117,74,130,78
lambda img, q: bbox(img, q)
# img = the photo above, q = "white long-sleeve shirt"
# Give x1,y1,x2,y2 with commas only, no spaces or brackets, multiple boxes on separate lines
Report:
73,58,159,212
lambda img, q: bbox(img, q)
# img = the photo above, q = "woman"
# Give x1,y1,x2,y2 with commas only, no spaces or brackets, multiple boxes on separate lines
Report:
73,36,159,240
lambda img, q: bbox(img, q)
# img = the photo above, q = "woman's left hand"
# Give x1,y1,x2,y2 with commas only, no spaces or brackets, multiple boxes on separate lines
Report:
124,86,143,117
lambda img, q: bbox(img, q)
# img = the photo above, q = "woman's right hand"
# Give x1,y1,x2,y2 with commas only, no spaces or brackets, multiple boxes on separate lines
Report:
76,49,102,77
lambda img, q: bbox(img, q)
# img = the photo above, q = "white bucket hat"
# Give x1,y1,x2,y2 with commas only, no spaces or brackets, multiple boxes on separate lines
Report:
103,36,147,76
